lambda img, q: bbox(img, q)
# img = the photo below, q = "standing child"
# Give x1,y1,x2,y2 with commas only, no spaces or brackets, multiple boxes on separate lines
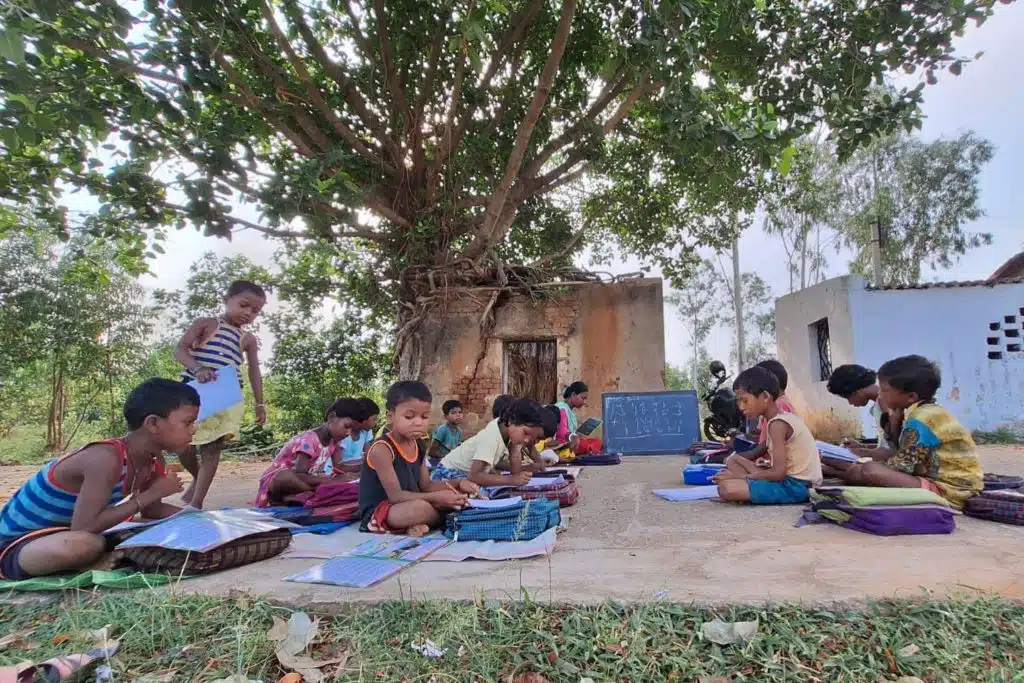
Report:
359,381,479,536
714,367,823,504
0,379,194,580
431,398,547,486
174,280,267,509
255,398,361,507
556,382,601,455
829,355,982,509
429,400,464,464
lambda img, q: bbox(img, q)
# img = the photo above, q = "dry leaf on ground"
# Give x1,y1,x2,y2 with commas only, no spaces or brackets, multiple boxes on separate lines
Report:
512,675,552,683
898,644,921,658
211,677,264,683
278,674,302,683
132,670,179,683
267,613,320,656
275,650,349,683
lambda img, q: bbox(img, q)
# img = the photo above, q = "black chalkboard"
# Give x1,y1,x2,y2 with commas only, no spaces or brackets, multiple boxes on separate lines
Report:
601,391,701,455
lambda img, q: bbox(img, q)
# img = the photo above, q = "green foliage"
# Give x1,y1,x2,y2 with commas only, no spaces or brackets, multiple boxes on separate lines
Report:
664,363,693,391
835,131,994,284
0,217,153,449
0,0,1004,305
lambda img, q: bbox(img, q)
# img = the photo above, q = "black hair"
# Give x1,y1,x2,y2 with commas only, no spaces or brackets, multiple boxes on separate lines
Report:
563,381,588,400
325,397,361,421
357,397,380,418
541,404,561,439
827,364,877,398
733,366,781,400
385,380,433,410
123,378,200,430
877,355,941,401
492,394,513,419
500,398,546,428
226,280,266,299
755,359,788,392
442,399,462,415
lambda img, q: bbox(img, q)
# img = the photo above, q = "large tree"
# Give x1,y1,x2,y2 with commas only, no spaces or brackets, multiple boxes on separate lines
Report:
0,0,1006,375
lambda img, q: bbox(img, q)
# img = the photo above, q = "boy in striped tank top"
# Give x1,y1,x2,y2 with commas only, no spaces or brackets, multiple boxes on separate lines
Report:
0,378,197,580
174,280,267,508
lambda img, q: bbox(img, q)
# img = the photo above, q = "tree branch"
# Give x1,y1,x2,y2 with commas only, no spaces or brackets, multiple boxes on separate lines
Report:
60,38,188,89
256,0,398,175
411,19,447,172
465,0,578,260
372,0,414,137
528,217,591,268
280,0,401,164
428,32,469,203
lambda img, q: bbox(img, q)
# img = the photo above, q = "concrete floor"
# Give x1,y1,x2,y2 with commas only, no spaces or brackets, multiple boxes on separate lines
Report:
3,447,1024,605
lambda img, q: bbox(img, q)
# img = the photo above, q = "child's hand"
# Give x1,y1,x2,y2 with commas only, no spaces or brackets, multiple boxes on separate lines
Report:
194,367,217,383
149,473,185,500
510,471,532,487
434,489,468,510
456,479,481,497
711,471,739,483
254,404,267,425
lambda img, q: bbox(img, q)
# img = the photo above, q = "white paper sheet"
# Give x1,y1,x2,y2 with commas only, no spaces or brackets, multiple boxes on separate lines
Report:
468,496,522,509
424,527,557,562
188,365,244,422
816,441,859,463
652,486,720,502
522,475,564,489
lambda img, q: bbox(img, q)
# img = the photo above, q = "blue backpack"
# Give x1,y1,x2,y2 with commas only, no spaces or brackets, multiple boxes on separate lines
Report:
444,499,561,542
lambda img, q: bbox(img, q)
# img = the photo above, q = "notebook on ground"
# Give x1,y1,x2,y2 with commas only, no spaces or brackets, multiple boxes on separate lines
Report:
284,536,449,587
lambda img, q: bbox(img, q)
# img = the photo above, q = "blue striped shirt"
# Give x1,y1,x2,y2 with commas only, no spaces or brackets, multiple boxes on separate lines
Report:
182,320,245,386
0,440,133,549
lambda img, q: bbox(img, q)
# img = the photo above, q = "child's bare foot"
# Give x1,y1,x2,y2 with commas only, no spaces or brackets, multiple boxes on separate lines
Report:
406,524,430,538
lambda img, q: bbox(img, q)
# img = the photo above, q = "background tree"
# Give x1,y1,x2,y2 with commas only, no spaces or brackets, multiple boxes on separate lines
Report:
763,136,841,292
1,0,1004,376
666,260,721,392
834,131,994,284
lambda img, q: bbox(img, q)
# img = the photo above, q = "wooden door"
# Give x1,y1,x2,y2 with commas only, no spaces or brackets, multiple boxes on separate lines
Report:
504,340,558,404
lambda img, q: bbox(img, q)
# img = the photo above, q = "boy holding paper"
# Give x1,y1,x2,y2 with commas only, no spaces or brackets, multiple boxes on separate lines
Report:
174,280,267,508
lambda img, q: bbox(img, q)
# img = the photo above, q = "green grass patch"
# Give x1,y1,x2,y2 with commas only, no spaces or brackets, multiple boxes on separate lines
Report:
2,593,1023,681
974,428,1024,446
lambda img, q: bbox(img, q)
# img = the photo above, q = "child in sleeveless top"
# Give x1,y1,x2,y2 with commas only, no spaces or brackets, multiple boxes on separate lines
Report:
0,379,195,580
358,381,480,537
255,398,362,508
174,279,267,509
713,367,822,504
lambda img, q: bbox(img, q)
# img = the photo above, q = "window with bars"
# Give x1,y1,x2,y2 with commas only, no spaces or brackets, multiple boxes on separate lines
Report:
810,318,832,381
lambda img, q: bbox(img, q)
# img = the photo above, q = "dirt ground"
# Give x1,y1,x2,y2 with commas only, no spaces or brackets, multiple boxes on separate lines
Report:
2,446,1023,605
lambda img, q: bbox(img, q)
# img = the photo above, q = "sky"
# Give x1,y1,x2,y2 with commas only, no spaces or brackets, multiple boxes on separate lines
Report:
135,3,1024,370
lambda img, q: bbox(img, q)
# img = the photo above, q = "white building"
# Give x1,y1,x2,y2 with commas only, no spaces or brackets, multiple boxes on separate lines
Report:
775,273,1024,435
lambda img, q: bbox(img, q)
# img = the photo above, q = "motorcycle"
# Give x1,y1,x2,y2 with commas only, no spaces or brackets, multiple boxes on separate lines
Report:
700,360,746,441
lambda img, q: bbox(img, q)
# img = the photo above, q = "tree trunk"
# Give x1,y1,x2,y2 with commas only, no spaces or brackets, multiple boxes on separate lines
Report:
732,235,745,372
46,361,65,452
691,317,700,393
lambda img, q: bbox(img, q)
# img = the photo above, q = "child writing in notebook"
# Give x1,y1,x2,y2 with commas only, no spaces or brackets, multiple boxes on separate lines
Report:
713,366,822,504
431,398,547,486
174,279,267,509
827,355,982,509
0,379,194,580
358,381,479,536
725,359,794,468
328,397,379,475
428,400,464,464
255,398,361,507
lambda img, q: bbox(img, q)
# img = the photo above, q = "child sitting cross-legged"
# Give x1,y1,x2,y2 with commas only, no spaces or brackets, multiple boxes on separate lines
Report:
713,367,823,504
359,381,480,536
827,355,982,509
428,399,464,465
254,398,361,507
431,398,547,487
0,378,194,580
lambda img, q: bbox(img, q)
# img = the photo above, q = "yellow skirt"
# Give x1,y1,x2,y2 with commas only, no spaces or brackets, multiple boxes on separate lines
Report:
193,401,245,446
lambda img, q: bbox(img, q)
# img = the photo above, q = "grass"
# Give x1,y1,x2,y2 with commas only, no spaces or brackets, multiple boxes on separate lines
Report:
2,593,1023,682
973,428,1024,446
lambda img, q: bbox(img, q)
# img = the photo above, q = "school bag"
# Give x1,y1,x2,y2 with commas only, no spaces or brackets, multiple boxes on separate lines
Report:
964,489,1024,525
116,528,293,575
982,473,1024,491
801,486,956,536
514,480,579,507
444,499,560,542
570,452,621,466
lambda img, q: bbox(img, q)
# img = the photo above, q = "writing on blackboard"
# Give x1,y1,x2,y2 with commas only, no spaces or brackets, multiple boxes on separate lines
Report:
601,391,701,455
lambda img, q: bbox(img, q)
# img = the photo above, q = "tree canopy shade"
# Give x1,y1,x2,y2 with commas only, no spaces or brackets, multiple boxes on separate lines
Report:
0,0,1007,374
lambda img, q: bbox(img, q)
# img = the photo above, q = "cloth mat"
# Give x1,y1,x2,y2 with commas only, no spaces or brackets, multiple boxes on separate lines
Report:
653,486,720,502
0,569,181,592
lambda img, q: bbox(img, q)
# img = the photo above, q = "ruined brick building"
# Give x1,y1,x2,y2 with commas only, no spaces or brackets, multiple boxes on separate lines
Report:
418,277,666,433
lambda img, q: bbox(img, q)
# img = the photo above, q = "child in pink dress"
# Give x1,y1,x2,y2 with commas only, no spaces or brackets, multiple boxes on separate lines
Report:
255,398,360,507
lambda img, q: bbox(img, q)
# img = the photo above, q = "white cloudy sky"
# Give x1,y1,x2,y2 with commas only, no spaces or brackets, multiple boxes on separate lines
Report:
136,4,1023,368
